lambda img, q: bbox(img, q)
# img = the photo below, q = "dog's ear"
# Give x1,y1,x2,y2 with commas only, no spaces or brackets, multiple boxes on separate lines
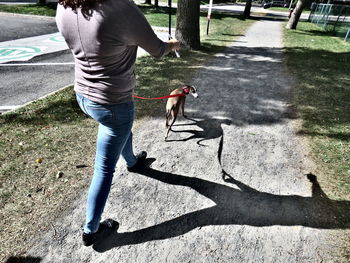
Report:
190,85,197,93
190,85,198,98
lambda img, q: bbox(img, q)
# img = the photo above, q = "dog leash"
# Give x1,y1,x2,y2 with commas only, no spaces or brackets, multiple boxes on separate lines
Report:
132,94,185,100
132,87,189,100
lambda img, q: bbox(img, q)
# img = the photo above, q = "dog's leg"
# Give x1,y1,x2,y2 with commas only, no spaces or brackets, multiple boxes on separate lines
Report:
165,110,171,127
181,100,185,117
181,98,187,118
165,111,178,140
166,105,175,127
165,126,171,140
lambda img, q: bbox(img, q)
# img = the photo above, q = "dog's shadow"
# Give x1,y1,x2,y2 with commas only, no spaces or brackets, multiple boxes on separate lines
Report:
92,163,350,253
165,116,232,146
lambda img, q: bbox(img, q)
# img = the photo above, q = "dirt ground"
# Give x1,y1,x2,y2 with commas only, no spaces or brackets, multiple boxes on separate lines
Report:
23,20,349,263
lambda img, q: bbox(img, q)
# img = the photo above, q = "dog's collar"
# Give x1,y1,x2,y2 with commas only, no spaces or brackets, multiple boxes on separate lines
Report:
182,86,190,95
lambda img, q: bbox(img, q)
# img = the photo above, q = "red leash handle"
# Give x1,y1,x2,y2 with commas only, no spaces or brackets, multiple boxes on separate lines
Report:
132,93,185,100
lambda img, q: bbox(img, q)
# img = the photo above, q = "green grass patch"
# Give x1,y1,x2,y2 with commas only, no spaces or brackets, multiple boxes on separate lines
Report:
267,7,311,14
0,7,253,261
140,5,177,27
267,7,290,12
284,21,350,261
284,22,350,200
0,3,57,17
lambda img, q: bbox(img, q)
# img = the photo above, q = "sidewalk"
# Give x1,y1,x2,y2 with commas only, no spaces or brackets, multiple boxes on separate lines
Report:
23,19,341,263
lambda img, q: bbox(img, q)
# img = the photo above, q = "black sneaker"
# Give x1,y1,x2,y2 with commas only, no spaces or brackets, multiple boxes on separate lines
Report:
82,219,119,246
127,151,147,172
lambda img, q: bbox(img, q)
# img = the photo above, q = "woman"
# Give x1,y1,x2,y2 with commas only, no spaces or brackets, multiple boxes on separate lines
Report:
56,0,180,246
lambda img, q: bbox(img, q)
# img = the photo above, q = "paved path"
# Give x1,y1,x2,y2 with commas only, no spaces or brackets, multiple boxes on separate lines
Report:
24,19,348,263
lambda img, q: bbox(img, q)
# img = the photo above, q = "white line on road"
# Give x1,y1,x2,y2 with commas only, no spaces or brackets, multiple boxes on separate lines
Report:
0,62,74,66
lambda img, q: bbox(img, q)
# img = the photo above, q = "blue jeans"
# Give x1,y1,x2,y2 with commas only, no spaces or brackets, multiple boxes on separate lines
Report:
76,93,137,234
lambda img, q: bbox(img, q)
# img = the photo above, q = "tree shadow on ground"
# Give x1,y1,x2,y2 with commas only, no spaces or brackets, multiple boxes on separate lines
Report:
283,46,350,138
166,45,299,127
186,45,349,131
250,15,288,22
221,33,245,37
92,166,350,252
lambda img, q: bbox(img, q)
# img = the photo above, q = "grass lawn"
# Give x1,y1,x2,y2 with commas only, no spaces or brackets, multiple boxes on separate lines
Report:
284,22,350,200
0,6,253,261
284,21,350,259
267,7,290,12
268,7,311,14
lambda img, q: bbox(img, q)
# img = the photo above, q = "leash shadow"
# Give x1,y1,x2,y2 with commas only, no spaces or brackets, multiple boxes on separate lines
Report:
165,117,232,146
93,164,350,253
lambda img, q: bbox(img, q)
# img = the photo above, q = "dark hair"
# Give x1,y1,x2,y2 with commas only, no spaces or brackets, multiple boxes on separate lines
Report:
58,0,104,11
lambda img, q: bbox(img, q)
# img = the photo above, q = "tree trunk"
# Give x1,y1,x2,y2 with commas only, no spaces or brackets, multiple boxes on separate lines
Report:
175,0,201,50
155,0,159,7
286,0,311,29
144,0,152,5
243,0,252,18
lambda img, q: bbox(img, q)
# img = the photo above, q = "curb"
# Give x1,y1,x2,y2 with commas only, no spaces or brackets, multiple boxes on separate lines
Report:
1,84,73,115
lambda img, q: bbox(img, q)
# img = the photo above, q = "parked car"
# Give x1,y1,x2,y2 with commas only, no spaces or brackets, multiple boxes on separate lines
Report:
262,1,288,9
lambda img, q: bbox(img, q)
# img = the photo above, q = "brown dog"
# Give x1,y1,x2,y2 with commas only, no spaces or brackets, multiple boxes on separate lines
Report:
165,85,198,140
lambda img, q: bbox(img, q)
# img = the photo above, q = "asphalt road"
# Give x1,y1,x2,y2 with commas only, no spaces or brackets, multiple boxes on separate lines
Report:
0,50,74,106
0,13,74,111
0,13,58,42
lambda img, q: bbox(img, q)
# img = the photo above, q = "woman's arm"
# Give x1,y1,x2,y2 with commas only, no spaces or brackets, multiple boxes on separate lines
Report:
125,1,180,58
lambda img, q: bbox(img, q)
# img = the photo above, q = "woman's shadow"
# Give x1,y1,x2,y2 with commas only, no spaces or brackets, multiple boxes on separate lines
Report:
93,164,350,252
